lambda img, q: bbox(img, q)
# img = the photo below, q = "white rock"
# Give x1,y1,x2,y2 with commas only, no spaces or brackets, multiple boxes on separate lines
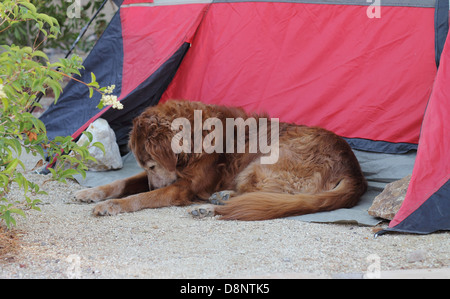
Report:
77,118,123,171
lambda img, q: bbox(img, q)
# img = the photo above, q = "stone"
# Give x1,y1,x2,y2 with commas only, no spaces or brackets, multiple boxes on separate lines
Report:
76,118,123,171
368,175,411,220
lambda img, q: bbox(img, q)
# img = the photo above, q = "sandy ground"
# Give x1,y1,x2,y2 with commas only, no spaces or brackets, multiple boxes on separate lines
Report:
0,152,449,279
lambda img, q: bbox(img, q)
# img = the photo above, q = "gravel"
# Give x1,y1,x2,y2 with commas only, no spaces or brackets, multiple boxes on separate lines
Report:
1,153,449,279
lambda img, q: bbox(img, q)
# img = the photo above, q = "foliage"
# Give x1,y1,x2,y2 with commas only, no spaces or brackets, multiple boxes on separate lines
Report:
0,0,120,228
0,0,112,53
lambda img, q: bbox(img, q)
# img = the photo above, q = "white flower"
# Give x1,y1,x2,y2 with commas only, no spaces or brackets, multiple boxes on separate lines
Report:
0,84,6,99
104,84,116,94
101,94,123,110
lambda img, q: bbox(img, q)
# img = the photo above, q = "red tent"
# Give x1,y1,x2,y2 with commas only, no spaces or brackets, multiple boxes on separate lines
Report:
40,0,449,234
385,27,450,234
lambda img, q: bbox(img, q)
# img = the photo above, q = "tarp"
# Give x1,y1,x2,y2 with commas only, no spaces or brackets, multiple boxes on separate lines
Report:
74,149,416,226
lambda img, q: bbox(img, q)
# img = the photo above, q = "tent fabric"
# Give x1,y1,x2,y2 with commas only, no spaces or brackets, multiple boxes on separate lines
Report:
343,138,417,155
39,0,449,234
39,10,124,142
118,1,207,99
215,0,436,7
40,0,209,147
41,0,438,150
161,1,437,151
381,33,450,234
434,0,449,67
102,43,191,147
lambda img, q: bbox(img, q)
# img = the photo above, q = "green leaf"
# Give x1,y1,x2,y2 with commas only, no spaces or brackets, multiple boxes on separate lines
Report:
82,131,93,143
32,50,49,61
11,80,23,92
48,62,65,69
92,142,105,154
0,174,9,188
1,96,9,111
87,81,99,88
32,78,46,93
33,144,45,158
47,167,57,178
17,159,25,171
29,116,46,133
2,210,16,228
22,46,33,54
50,17,59,27
77,168,86,180
19,1,37,13
2,84,18,99
60,168,79,179
38,13,53,26
4,158,19,175
45,78,62,101
9,208,26,218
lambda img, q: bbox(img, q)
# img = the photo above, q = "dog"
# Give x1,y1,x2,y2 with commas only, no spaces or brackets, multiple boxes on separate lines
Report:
75,100,367,220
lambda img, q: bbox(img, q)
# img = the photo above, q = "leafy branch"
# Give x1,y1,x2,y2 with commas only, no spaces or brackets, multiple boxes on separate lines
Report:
0,0,120,228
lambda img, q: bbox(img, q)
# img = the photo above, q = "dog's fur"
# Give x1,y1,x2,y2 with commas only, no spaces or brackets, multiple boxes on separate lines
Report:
75,100,367,220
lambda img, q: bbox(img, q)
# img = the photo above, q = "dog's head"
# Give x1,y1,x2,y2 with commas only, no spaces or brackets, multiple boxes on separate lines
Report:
129,107,178,189
129,100,223,189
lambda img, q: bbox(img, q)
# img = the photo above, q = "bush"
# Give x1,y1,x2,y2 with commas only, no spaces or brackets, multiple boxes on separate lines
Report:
0,0,121,228
0,0,112,53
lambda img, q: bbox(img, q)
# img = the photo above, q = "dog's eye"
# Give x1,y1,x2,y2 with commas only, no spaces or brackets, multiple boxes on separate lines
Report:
149,165,155,170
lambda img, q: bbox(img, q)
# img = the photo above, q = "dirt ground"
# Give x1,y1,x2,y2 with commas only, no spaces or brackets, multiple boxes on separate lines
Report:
0,152,449,279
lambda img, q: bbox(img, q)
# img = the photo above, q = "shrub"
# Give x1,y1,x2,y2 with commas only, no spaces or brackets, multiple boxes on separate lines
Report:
0,0,120,227
0,0,112,53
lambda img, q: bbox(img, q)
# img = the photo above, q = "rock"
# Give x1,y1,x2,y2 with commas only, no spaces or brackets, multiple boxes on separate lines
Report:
76,118,123,171
368,175,411,220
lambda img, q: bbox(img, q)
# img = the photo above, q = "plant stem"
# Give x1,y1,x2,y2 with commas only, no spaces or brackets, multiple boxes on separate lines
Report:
50,69,103,94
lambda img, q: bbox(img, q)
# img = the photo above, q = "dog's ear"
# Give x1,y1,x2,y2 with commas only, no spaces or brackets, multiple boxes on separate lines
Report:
134,114,159,138
137,113,177,172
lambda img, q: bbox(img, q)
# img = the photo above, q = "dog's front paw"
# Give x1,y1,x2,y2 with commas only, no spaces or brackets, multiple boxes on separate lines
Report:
188,204,215,219
93,200,122,216
75,188,106,203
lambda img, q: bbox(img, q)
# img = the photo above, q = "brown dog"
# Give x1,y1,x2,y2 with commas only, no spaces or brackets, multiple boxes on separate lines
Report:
75,100,367,220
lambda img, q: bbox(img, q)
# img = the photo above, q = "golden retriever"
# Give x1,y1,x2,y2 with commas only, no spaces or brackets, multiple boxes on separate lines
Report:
75,100,367,220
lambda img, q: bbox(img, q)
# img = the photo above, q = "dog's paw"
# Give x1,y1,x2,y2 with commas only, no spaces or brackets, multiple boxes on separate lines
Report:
208,190,235,205
93,200,122,216
75,188,106,203
189,205,215,219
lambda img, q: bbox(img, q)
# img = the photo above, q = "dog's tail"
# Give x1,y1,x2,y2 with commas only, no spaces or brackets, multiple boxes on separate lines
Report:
214,177,366,221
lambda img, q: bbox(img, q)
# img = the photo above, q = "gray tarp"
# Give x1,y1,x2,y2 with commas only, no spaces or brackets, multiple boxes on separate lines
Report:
75,150,416,226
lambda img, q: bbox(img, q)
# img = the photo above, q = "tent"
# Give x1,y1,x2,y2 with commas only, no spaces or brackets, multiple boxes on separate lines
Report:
39,0,449,234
